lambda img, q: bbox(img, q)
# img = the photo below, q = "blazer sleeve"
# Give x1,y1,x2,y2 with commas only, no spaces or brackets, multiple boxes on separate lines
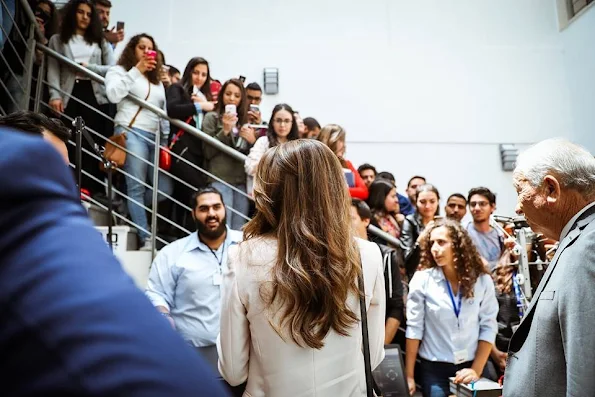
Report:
559,238,595,395
46,35,62,101
347,160,369,200
217,244,250,386
166,84,196,120
0,132,228,396
245,136,269,175
362,242,386,370
86,39,115,76
105,65,142,104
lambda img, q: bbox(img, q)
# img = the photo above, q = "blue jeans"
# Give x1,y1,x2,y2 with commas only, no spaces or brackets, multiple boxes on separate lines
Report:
211,181,249,231
420,359,473,397
0,0,16,52
116,126,172,240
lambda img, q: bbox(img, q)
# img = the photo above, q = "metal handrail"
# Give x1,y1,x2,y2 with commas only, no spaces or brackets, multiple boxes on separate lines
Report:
368,224,407,250
37,43,248,163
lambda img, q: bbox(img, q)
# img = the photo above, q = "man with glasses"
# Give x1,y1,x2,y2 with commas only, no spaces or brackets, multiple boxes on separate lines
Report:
245,82,267,138
466,187,504,270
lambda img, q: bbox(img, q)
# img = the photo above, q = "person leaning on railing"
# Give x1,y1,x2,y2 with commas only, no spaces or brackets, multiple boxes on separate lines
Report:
166,57,216,235
105,33,172,250
46,0,114,196
202,78,255,230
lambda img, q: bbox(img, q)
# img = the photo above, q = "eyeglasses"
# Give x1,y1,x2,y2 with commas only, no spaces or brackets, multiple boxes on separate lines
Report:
469,201,490,208
273,118,292,125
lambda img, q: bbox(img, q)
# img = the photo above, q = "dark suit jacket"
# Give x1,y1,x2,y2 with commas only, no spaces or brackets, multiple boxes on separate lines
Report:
503,204,595,397
0,129,229,396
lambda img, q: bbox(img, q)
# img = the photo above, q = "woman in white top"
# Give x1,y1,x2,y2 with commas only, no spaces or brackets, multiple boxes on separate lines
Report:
244,103,300,195
105,34,171,249
218,139,386,397
47,0,114,195
405,218,498,397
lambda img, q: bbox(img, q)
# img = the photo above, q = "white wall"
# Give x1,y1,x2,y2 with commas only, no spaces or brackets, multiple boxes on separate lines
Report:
110,0,577,215
559,5,595,153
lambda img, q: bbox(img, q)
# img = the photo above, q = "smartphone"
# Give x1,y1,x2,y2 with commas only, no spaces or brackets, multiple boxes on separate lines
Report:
238,75,246,83
343,169,355,188
249,104,260,113
145,50,157,59
225,104,237,115
210,80,222,98
116,21,125,31
162,65,170,73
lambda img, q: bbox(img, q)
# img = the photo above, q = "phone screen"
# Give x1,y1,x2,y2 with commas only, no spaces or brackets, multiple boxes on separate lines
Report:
116,21,125,30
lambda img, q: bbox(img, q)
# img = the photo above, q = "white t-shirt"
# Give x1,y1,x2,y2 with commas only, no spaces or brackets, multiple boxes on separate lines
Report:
68,35,98,65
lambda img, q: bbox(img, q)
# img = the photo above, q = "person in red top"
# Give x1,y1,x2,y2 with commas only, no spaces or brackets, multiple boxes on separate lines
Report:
317,124,368,200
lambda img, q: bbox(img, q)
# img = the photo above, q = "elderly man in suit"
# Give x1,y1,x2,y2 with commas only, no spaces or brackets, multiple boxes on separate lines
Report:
504,138,595,396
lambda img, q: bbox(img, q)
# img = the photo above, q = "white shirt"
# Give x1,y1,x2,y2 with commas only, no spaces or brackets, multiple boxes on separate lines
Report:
244,136,271,195
105,65,168,134
68,35,98,65
406,267,498,364
145,229,243,347
560,201,595,240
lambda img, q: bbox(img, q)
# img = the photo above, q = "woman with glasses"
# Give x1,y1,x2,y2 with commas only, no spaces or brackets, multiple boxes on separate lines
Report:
244,103,299,196
316,124,369,200
218,139,386,396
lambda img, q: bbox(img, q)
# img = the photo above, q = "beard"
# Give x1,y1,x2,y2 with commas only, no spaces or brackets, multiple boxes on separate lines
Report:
195,214,227,240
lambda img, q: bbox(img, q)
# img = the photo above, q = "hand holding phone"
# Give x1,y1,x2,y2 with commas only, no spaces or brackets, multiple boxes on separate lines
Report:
116,21,125,31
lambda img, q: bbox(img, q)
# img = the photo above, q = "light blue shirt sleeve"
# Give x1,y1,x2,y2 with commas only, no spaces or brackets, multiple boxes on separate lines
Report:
145,250,176,310
194,102,202,113
406,270,427,340
477,274,499,343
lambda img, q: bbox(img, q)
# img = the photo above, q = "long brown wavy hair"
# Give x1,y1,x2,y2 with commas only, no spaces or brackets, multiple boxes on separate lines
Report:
419,218,488,298
244,139,362,349
117,34,162,85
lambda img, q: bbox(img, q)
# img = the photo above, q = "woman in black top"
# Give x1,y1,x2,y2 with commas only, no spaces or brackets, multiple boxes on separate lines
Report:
166,57,216,235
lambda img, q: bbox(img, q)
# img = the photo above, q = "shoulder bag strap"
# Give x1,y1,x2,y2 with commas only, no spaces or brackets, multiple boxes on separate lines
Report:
359,264,382,397
128,80,152,128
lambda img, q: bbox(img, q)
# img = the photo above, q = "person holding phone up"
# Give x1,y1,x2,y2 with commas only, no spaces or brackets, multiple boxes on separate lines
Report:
405,218,498,397
202,79,255,229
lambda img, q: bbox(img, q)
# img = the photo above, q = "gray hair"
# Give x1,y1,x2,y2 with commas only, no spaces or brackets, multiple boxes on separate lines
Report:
514,138,595,198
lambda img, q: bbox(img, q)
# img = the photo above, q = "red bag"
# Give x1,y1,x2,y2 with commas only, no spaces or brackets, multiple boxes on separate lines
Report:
159,147,172,170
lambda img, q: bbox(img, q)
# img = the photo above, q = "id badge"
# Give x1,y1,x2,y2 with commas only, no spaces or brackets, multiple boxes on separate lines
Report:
213,273,222,286
454,349,468,365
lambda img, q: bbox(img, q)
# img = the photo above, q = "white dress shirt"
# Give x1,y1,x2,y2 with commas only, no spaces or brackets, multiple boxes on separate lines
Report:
560,201,595,240
217,237,386,397
406,267,498,364
145,228,243,347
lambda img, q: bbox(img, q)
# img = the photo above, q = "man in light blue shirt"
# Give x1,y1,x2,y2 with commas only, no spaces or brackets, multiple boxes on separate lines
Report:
466,187,505,270
146,187,243,347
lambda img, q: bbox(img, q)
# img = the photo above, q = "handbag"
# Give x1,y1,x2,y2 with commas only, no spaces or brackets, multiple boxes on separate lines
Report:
160,115,193,171
102,81,151,169
358,269,383,397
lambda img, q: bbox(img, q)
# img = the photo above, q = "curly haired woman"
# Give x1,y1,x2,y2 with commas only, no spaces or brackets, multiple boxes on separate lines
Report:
404,218,498,397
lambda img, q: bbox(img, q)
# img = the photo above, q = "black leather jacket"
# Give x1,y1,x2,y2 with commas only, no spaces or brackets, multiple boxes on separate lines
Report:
400,213,424,278
376,243,405,325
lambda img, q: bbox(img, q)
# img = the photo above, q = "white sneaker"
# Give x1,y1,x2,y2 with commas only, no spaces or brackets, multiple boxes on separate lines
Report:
139,238,153,251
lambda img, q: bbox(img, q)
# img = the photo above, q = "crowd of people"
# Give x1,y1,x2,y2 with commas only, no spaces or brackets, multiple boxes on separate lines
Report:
2,2,595,397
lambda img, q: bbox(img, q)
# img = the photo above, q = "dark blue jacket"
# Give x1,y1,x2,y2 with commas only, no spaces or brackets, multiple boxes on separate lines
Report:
0,129,229,396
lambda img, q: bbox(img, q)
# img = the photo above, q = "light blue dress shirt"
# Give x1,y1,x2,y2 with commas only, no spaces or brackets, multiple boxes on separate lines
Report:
145,228,243,347
406,267,498,364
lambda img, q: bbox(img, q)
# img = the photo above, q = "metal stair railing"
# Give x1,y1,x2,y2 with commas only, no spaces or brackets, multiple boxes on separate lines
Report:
3,0,404,256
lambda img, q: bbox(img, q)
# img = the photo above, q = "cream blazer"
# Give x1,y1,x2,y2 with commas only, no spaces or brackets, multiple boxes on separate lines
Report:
217,237,386,397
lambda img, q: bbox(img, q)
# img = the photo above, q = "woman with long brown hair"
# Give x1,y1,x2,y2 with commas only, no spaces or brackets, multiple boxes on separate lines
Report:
105,33,171,249
217,139,386,396
405,219,498,397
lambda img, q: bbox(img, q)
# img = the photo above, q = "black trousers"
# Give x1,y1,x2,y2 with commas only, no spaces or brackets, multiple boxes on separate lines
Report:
65,80,110,196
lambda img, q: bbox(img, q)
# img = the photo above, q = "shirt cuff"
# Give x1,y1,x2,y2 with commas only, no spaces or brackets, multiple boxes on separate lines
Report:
145,291,170,310
194,102,202,113
406,326,423,340
478,328,497,344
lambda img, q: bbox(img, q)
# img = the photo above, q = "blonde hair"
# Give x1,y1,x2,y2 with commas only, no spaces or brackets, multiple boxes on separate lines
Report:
245,139,361,349
317,124,347,165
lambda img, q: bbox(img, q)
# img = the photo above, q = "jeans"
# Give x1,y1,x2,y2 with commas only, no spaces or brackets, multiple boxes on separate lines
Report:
116,126,172,240
420,359,473,397
0,0,16,52
211,181,249,231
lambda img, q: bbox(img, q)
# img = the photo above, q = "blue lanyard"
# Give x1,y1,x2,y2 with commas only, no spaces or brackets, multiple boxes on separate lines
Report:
445,280,462,318
512,271,524,319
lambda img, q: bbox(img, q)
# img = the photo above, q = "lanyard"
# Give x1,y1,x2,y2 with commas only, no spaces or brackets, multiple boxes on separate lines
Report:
201,238,225,274
512,271,524,319
445,280,462,319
